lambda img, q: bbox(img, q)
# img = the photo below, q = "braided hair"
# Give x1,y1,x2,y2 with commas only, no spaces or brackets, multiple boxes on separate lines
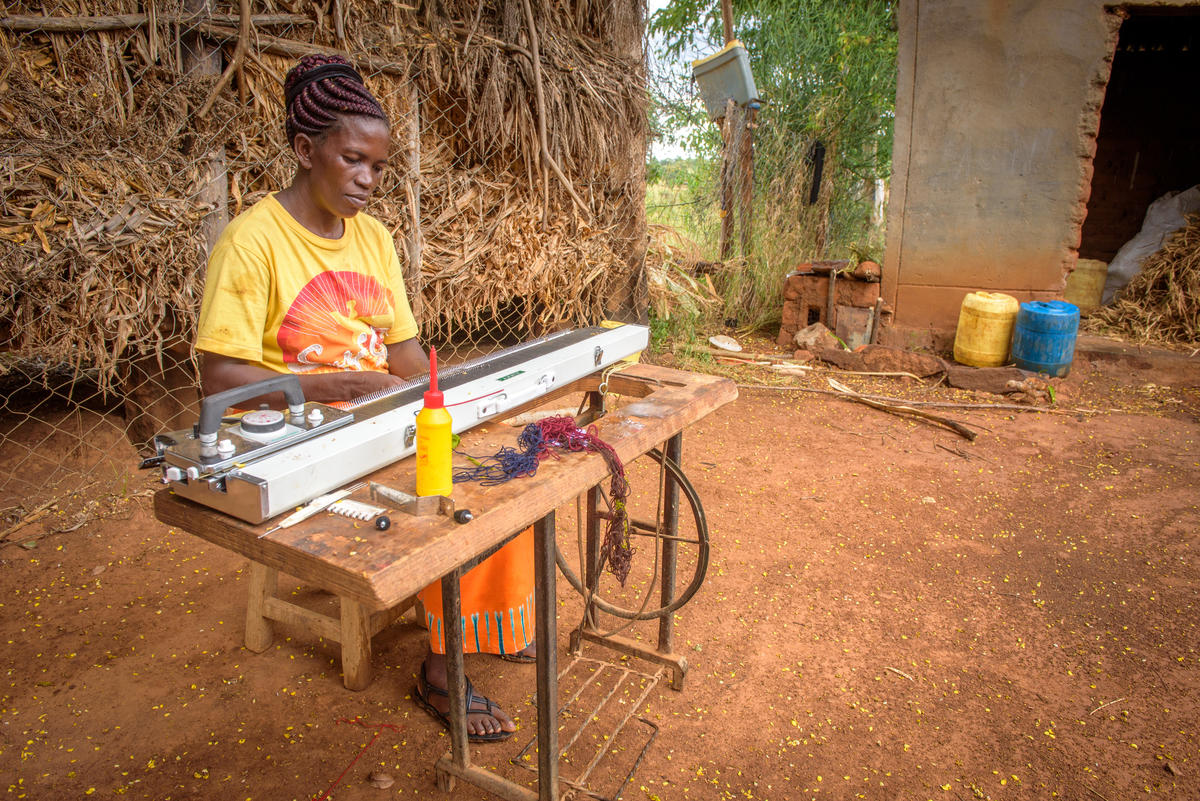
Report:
283,54,388,144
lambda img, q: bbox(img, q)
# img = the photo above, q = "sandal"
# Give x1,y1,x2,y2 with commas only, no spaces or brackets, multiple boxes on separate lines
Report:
413,662,514,743
499,644,536,664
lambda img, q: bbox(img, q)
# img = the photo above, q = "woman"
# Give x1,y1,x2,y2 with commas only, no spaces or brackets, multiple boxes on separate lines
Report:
195,54,533,742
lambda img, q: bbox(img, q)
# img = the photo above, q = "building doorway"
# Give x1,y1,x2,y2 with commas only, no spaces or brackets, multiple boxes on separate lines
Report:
1079,9,1200,261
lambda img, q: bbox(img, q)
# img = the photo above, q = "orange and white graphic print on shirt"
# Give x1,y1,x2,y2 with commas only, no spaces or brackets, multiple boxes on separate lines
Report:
276,270,395,373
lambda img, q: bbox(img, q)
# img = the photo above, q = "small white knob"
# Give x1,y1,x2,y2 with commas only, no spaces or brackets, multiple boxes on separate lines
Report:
165,466,184,482
217,439,235,456
307,408,324,424
185,466,200,481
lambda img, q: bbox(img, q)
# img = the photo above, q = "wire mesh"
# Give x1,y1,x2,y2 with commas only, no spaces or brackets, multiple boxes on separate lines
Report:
0,1,648,539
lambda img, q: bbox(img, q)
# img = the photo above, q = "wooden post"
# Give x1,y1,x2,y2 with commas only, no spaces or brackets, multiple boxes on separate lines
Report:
244,562,277,652
181,0,228,263
533,513,560,800
718,99,736,260
738,104,756,257
119,0,223,448
719,101,754,261
402,78,424,319
601,0,649,323
339,596,373,690
718,0,734,259
715,0,755,261
813,141,836,257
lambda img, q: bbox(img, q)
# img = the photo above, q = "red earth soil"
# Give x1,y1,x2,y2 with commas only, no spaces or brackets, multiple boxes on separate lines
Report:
2,339,1198,800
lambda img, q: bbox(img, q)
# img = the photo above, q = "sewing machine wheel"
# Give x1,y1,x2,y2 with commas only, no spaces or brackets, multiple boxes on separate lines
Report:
555,446,709,620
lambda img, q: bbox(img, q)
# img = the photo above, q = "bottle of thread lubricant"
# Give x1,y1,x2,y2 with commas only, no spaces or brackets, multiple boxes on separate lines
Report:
415,347,453,497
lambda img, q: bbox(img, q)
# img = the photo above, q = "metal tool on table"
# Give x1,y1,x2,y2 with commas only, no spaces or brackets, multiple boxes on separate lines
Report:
369,482,474,524
257,483,365,538
147,325,649,524
329,498,387,521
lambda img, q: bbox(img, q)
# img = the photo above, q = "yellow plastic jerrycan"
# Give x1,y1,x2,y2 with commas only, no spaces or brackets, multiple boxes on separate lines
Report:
953,292,1019,367
1064,259,1107,312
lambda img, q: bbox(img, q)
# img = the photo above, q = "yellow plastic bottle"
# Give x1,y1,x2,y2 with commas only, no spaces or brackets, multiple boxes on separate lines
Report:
415,347,453,497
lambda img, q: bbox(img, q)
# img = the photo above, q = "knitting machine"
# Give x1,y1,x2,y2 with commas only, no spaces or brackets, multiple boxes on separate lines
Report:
150,324,648,524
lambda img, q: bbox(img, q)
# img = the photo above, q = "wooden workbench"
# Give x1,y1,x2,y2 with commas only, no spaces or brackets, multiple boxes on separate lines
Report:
154,363,737,801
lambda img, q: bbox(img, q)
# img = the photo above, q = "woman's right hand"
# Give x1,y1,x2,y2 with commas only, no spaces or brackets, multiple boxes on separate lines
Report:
334,370,407,400
200,353,410,406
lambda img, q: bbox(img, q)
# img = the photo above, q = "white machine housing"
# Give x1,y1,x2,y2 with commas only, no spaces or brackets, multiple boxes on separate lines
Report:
157,325,648,523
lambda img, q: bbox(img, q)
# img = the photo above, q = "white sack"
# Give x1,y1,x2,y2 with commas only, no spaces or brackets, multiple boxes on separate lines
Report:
1103,185,1200,304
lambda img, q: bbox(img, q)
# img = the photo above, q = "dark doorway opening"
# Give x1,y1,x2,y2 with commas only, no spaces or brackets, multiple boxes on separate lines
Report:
1079,9,1200,261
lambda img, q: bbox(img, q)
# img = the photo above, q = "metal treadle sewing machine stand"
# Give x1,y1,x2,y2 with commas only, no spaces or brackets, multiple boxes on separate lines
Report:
565,386,707,693
440,370,722,801
501,385,711,801
148,325,737,801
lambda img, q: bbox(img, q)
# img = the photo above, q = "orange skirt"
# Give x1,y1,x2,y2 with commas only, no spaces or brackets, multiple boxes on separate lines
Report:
417,526,534,656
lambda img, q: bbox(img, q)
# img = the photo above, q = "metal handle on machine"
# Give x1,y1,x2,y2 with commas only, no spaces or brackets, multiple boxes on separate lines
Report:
197,375,307,440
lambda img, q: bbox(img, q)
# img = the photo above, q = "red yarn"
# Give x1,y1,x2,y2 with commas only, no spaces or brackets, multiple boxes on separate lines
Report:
451,414,635,583
311,718,402,801
535,416,633,584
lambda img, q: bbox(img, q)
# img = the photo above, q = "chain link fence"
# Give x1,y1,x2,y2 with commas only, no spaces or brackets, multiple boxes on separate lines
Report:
0,0,648,543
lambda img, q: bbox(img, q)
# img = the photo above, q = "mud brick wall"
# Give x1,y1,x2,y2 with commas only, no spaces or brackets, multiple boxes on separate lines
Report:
883,0,1140,336
777,272,880,348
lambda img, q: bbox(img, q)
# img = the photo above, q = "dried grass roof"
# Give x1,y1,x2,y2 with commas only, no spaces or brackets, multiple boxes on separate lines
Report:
0,0,648,387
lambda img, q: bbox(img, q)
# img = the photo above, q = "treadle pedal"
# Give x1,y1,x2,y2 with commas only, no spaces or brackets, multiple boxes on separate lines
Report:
511,655,662,801
329,499,387,521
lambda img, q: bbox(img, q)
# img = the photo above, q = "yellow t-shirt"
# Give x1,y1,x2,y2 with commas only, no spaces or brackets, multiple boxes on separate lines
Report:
195,193,418,375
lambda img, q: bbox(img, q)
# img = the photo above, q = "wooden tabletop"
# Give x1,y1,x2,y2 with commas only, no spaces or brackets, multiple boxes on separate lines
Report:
154,364,737,611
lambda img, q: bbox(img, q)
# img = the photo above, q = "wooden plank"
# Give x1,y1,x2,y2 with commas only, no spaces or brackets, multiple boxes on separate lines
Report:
244,562,276,652
370,366,738,605
575,626,689,690
154,365,738,610
339,597,373,691
155,494,382,606
436,758,537,800
0,13,308,32
258,594,411,641
262,597,340,642
369,596,415,637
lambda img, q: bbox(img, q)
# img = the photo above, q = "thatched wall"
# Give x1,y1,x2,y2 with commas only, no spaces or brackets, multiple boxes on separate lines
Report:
0,0,649,390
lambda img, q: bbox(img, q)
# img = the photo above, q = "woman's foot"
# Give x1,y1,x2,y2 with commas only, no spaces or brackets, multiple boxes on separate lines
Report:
414,655,516,742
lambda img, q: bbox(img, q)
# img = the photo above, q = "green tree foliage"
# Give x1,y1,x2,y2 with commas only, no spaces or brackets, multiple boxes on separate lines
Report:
648,0,897,328
648,157,709,188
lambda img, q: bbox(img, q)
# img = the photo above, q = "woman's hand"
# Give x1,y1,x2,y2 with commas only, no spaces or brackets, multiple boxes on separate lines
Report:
335,370,407,399
200,352,408,406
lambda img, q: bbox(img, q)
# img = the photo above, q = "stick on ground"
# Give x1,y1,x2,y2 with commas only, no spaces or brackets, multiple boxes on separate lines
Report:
827,378,978,441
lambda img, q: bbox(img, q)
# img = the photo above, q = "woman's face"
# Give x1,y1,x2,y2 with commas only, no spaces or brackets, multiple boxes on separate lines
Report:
293,115,390,221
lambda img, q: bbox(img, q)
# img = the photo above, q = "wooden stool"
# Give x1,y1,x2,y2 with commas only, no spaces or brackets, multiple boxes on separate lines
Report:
243,562,415,690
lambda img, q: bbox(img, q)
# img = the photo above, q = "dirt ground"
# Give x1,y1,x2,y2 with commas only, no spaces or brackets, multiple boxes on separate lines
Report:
2,337,1199,801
